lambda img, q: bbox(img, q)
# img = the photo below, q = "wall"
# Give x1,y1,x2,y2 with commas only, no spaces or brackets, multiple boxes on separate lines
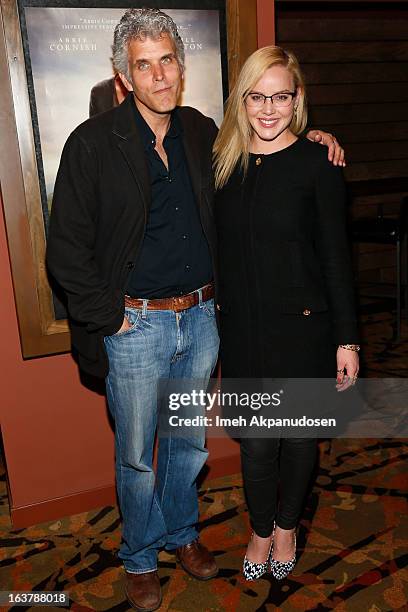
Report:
275,0,408,292
257,0,275,46
0,191,117,525
275,2,408,183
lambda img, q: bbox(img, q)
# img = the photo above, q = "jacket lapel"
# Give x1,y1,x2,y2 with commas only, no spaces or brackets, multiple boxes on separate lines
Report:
112,95,151,220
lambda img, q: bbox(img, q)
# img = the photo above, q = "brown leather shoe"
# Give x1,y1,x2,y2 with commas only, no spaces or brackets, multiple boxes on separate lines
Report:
175,540,218,580
125,570,162,611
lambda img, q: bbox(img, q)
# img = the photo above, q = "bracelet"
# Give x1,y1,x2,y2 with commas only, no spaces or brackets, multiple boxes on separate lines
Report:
339,344,360,352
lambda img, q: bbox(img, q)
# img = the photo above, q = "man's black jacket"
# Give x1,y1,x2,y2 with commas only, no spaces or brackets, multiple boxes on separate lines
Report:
47,95,218,378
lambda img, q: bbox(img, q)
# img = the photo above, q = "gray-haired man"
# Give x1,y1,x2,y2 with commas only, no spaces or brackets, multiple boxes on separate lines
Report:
48,9,219,610
47,7,345,610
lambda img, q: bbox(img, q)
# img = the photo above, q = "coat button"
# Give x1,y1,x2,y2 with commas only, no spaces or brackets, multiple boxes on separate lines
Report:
126,262,134,269
303,308,311,316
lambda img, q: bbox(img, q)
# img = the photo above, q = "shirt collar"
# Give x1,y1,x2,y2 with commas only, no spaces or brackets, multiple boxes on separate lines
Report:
131,96,182,150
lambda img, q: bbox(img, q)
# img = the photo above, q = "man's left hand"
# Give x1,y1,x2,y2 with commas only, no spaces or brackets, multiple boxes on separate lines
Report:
306,130,346,167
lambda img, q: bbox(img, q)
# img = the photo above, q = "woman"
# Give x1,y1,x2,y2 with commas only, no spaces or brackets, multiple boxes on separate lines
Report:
213,46,359,581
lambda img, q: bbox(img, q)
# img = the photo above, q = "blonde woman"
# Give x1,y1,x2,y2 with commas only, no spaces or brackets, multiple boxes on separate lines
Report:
214,47,359,581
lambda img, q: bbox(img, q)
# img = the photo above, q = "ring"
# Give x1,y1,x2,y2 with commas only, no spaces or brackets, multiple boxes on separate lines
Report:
336,368,344,373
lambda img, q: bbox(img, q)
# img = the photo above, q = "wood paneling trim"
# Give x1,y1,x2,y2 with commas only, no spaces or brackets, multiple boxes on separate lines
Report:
346,141,408,163
307,82,408,105
227,0,257,90
303,63,408,84
348,178,408,196
277,18,408,42
344,160,408,182
329,122,408,144
285,41,408,63
309,102,407,125
356,249,395,273
10,484,116,529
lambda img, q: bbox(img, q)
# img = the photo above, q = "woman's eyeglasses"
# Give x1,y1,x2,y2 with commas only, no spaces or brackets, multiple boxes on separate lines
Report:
244,92,296,108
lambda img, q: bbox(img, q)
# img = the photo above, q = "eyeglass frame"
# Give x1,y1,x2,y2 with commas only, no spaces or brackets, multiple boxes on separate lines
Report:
244,91,297,108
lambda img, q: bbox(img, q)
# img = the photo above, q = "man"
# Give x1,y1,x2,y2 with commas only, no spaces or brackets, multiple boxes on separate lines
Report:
47,8,344,611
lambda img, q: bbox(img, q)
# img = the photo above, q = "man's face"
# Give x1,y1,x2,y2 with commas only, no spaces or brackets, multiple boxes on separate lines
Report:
119,33,183,120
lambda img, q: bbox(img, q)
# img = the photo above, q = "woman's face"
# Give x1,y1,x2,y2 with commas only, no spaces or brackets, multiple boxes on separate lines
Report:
245,65,297,148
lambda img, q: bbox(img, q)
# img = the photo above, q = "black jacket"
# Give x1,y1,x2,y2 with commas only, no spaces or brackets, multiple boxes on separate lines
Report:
215,139,359,378
47,94,218,378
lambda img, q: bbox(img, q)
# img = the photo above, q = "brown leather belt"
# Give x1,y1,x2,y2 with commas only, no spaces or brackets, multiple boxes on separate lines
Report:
125,283,214,313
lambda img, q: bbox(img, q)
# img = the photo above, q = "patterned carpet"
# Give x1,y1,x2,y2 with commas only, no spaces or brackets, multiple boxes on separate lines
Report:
0,308,407,612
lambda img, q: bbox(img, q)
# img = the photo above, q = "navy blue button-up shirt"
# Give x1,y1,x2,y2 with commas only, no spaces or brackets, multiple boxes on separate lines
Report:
126,100,213,298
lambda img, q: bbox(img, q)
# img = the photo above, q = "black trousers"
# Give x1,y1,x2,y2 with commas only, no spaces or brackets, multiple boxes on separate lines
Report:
240,437,317,536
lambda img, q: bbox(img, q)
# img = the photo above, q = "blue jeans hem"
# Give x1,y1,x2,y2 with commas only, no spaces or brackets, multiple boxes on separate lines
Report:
124,566,157,574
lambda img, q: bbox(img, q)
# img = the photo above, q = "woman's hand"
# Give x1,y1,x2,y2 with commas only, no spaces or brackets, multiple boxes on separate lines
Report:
336,346,359,392
306,130,346,167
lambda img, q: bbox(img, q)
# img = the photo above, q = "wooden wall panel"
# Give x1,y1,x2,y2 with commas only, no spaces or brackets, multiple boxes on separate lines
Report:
276,1,408,300
309,103,407,125
332,123,408,144
303,62,408,84
227,0,258,89
286,41,408,62
278,17,408,42
307,83,408,105
276,3,408,182
346,142,408,163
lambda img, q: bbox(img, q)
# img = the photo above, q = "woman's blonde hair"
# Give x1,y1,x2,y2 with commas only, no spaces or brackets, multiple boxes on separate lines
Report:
213,46,307,190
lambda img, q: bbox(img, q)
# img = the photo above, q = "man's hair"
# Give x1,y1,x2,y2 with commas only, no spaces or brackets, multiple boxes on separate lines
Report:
112,8,185,79
213,46,308,190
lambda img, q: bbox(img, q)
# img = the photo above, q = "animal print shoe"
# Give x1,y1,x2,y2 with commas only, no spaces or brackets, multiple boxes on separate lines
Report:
242,533,273,581
270,525,296,580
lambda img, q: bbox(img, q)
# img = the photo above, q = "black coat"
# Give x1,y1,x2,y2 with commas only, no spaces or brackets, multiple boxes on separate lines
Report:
215,139,359,379
47,94,218,378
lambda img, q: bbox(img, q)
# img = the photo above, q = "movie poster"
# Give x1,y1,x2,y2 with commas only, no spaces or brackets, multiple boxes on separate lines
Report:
24,8,224,212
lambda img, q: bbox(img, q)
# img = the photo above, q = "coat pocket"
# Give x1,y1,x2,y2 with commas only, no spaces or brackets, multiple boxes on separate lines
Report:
281,295,329,315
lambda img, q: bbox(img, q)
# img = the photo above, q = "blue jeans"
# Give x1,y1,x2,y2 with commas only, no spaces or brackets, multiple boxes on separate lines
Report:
103,296,219,573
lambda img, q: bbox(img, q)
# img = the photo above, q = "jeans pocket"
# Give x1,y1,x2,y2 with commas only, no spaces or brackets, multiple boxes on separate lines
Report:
110,308,142,338
202,298,216,318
